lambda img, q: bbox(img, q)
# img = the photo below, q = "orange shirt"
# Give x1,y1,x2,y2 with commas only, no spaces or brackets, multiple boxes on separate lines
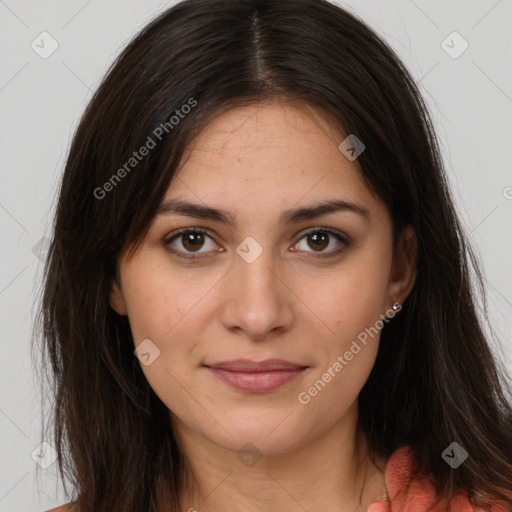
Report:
46,446,508,512
367,446,508,512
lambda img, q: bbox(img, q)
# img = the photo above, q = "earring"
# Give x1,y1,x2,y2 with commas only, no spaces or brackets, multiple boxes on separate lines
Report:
384,301,401,319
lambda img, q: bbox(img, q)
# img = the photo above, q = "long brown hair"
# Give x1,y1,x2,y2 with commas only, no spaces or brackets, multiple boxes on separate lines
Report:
33,0,512,510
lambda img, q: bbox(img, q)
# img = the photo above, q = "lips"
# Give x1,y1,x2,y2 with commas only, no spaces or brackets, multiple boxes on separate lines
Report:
204,358,307,372
203,359,309,392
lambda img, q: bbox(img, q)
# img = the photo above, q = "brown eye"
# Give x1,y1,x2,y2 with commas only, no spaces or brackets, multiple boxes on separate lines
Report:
293,228,350,256
306,232,329,251
181,232,206,252
163,228,217,258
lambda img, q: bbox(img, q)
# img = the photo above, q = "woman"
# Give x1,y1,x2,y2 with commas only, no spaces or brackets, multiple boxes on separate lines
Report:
36,0,512,511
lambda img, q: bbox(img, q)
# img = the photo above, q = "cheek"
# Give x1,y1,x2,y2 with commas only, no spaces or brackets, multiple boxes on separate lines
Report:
301,278,386,416
121,261,210,418
121,256,214,342
120,257,222,409
122,277,167,341
293,254,389,414
296,257,391,342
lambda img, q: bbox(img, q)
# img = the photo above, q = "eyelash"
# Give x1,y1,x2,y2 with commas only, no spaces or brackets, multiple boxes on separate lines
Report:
163,227,351,261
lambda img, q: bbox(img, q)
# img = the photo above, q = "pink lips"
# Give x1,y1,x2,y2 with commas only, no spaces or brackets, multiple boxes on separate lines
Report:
204,358,308,392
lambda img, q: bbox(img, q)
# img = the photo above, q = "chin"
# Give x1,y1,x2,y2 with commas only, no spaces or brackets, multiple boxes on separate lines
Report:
212,415,304,455
222,433,299,459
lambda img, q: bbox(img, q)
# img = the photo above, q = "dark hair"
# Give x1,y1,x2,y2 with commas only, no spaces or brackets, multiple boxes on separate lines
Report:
33,0,512,511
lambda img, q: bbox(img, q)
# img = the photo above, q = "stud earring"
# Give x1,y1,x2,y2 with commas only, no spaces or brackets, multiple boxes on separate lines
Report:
384,301,401,319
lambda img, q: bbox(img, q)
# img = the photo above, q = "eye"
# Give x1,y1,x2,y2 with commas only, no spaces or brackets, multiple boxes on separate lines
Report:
163,228,219,259
292,228,350,256
163,227,350,261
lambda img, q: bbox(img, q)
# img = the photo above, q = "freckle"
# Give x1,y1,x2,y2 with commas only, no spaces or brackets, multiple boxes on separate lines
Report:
337,320,341,326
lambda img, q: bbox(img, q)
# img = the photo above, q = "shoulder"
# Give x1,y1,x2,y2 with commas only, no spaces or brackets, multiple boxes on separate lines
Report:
367,446,508,512
45,504,77,512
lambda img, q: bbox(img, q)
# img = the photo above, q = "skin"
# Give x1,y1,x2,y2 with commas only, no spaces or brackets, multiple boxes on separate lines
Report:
110,99,417,512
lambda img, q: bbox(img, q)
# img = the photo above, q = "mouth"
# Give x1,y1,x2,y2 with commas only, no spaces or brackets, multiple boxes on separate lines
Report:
203,359,309,392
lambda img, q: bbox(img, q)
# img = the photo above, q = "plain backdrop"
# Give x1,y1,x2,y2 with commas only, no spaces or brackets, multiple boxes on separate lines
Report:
0,1,511,510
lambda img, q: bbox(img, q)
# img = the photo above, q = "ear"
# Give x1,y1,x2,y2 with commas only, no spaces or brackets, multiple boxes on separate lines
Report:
109,280,128,316
387,224,417,309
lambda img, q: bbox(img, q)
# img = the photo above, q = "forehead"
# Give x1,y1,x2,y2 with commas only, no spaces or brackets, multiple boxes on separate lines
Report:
180,100,342,169
166,100,383,218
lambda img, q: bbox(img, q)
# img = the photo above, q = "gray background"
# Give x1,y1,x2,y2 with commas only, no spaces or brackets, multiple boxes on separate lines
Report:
1,1,511,510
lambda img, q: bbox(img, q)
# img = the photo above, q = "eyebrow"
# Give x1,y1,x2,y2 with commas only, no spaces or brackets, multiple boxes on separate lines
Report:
156,198,371,225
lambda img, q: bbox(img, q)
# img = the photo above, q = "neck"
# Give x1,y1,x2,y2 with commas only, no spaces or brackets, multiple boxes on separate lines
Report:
171,403,387,512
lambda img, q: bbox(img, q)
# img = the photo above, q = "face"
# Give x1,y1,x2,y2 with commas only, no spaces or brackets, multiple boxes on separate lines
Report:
110,99,416,456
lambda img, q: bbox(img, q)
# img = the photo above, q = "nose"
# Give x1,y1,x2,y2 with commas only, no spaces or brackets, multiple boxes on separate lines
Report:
219,247,294,341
